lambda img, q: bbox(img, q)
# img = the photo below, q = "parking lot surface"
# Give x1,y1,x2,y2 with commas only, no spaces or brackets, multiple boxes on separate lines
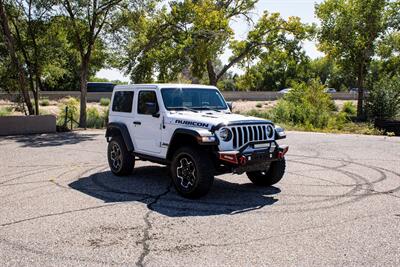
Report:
0,130,399,266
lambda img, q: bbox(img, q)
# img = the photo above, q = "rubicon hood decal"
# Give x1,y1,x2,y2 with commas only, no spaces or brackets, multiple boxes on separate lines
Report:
166,111,272,130
174,119,209,128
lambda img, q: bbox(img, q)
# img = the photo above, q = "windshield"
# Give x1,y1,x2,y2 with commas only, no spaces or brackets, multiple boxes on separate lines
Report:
161,88,228,110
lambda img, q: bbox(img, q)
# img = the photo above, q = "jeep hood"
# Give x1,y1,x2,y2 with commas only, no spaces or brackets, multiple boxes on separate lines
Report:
166,111,273,130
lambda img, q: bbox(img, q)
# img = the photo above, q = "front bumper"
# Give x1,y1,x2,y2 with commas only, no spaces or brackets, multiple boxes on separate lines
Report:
217,141,288,174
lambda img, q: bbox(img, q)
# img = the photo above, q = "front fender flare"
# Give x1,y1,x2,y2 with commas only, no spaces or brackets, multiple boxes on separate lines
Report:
166,128,218,160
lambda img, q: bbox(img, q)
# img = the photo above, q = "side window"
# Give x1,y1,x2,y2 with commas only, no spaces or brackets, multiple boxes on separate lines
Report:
112,91,134,113
138,91,159,115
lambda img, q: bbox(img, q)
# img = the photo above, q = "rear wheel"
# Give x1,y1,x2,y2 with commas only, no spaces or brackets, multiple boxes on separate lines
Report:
171,146,214,199
107,136,135,176
246,158,286,186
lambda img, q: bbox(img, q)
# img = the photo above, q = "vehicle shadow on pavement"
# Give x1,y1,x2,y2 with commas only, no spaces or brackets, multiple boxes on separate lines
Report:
3,132,98,147
69,166,280,217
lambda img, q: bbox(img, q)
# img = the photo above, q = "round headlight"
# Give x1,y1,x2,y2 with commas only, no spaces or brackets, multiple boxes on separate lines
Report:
219,128,232,141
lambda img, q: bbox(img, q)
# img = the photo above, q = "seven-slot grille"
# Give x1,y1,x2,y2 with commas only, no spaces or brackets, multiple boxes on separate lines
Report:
230,124,274,149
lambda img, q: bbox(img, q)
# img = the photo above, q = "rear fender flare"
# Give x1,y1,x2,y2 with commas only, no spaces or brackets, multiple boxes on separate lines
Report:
105,122,134,152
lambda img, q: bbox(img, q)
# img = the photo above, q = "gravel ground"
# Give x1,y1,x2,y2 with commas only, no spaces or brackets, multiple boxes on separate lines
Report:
0,130,399,266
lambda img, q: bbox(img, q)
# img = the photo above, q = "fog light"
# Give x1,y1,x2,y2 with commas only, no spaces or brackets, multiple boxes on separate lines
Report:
199,136,216,143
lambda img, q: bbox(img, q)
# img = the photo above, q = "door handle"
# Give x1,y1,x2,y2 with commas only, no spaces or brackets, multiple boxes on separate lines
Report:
133,121,141,125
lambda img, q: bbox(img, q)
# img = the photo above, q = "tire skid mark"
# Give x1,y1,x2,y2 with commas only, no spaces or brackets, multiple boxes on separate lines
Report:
0,234,121,265
156,212,393,253
289,153,400,194
0,163,100,186
0,165,101,205
0,166,61,185
0,184,53,201
0,203,119,227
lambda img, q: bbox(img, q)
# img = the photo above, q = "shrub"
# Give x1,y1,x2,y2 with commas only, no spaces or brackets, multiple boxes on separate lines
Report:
39,98,50,106
102,107,109,125
341,101,357,117
366,76,400,120
87,107,106,128
246,109,272,120
255,103,263,108
0,107,12,116
271,80,336,129
100,98,111,106
57,97,79,126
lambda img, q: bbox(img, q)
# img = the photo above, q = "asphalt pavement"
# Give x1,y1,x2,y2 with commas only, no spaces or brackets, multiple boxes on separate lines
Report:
0,130,399,266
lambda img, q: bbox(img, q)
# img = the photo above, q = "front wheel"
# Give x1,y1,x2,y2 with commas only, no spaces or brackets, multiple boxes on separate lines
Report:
246,158,286,186
107,136,135,176
171,146,214,199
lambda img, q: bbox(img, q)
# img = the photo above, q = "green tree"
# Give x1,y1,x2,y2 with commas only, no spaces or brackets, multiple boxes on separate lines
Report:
6,0,61,114
316,0,388,118
236,39,311,91
375,1,400,78
60,0,126,127
309,57,333,86
116,1,310,86
112,0,257,84
0,0,34,114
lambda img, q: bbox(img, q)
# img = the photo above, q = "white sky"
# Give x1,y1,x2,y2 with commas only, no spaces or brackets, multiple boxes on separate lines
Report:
96,0,324,82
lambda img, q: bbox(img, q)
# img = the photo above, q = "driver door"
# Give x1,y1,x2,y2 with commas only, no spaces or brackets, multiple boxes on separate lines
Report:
132,90,162,154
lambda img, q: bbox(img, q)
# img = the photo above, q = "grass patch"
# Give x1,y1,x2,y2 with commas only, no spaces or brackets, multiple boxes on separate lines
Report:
100,98,111,107
0,106,12,116
39,98,50,106
86,107,109,129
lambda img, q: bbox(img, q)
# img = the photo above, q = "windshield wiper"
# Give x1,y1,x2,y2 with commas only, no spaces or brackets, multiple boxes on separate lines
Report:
200,106,222,112
169,107,199,113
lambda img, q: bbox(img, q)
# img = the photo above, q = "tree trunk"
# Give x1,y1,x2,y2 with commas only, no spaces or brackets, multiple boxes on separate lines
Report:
79,54,90,128
356,64,365,120
0,1,34,115
33,88,39,115
206,60,218,86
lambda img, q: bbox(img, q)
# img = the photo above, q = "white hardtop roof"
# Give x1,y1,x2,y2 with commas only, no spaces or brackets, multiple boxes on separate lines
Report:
114,83,218,91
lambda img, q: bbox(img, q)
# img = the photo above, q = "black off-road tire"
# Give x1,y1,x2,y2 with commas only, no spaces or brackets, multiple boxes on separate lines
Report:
107,136,135,176
171,146,214,199
246,158,286,186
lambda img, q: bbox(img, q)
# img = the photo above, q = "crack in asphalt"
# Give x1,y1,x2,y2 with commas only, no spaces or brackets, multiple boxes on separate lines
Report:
136,181,173,267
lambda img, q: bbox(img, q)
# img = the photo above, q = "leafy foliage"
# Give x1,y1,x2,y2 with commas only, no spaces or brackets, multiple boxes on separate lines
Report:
366,75,400,119
316,0,388,117
86,107,105,129
341,102,357,117
99,97,110,106
112,1,310,85
57,97,79,126
271,80,336,129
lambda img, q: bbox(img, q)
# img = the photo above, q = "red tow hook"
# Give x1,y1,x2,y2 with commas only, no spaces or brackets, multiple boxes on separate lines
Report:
277,145,289,159
239,156,247,166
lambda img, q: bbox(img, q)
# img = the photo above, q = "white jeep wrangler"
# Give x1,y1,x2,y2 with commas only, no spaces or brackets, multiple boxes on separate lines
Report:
106,84,288,198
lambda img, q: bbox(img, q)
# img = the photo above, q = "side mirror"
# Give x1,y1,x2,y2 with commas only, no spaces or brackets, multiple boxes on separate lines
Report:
145,102,159,117
227,101,233,111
